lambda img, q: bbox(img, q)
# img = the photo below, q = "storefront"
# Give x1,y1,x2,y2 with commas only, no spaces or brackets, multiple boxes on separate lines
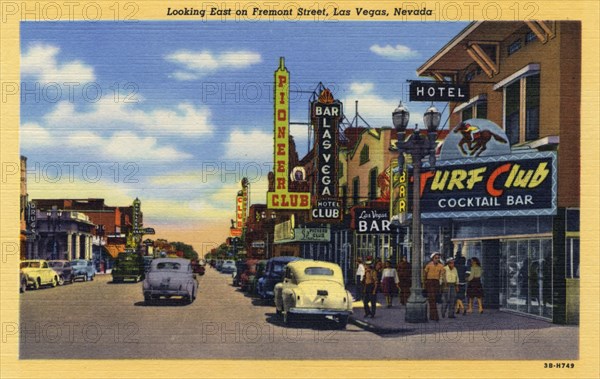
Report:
417,119,575,323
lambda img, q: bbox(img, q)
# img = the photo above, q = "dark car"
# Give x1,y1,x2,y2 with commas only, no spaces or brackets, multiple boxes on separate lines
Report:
250,260,268,296
191,259,205,276
48,260,74,285
112,252,145,283
240,259,259,292
256,256,302,300
232,260,247,287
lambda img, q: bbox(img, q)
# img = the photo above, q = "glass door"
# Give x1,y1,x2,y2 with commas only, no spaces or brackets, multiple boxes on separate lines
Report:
501,238,552,319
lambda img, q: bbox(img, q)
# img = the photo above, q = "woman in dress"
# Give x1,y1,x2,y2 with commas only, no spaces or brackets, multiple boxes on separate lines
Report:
381,260,399,308
466,257,484,314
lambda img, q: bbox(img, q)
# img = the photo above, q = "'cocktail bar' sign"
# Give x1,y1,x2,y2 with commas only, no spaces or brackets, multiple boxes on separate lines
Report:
419,151,557,218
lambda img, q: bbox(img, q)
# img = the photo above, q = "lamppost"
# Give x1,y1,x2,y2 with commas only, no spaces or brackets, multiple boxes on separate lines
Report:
46,206,63,260
393,102,441,323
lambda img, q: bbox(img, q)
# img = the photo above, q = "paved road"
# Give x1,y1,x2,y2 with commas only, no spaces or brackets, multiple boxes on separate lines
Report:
19,267,578,359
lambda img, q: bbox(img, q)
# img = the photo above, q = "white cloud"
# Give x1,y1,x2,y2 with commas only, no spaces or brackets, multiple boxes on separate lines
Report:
41,99,213,137
21,43,95,84
370,44,419,60
165,50,262,80
20,122,54,147
342,82,399,127
223,129,273,162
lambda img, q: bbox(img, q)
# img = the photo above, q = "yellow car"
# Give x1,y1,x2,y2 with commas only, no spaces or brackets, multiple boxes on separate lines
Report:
274,260,353,329
20,260,60,289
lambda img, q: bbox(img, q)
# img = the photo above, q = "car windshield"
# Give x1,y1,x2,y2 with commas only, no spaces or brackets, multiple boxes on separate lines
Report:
21,262,40,268
71,261,85,266
273,263,286,273
304,267,334,276
156,262,181,270
48,262,63,268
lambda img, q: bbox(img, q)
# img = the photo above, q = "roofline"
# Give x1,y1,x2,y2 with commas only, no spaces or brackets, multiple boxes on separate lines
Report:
416,21,482,76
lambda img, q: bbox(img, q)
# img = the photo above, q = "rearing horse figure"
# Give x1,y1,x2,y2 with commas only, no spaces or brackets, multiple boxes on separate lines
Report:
454,121,508,157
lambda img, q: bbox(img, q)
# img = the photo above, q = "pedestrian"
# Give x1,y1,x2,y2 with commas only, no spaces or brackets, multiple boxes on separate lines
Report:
381,260,399,307
362,260,378,318
454,253,467,315
441,257,459,318
423,252,444,321
397,255,411,305
466,257,484,314
374,259,383,290
355,257,365,301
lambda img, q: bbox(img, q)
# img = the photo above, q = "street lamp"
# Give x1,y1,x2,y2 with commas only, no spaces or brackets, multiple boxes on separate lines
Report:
393,102,441,323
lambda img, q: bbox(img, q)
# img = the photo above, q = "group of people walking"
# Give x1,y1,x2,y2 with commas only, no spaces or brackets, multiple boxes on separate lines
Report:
355,252,484,321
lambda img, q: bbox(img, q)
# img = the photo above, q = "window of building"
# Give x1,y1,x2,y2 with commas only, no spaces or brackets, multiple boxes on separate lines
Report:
341,185,348,210
368,168,378,201
461,99,487,121
508,39,522,55
495,65,540,144
359,145,369,165
338,162,344,179
352,177,360,205
525,31,537,44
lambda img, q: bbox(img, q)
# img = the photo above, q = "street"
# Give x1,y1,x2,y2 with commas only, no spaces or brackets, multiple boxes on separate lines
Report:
20,267,578,360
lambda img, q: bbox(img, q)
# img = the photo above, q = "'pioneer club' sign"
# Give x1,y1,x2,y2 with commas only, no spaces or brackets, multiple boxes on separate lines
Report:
267,58,311,209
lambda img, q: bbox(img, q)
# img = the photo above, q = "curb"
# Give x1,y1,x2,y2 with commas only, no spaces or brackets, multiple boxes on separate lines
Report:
349,315,414,334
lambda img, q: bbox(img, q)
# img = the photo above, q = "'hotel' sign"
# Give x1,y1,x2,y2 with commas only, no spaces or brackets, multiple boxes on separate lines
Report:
409,81,469,102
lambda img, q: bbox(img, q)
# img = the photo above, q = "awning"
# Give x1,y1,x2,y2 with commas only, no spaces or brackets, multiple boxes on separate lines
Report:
105,244,126,259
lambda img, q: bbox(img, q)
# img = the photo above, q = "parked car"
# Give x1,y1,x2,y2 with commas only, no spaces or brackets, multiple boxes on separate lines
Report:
112,252,145,283
250,260,268,296
215,259,224,271
256,256,302,300
220,260,236,274
20,260,59,289
232,260,247,287
48,260,74,285
274,260,353,328
71,259,96,281
142,258,198,304
20,270,27,293
240,259,259,292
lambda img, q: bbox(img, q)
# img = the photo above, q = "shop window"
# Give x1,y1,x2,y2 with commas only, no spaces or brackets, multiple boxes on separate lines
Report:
368,168,378,201
352,177,360,205
501,71,540,144
359,145,369,165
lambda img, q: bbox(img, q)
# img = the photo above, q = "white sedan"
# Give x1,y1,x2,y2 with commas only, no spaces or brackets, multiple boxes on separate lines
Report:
142,258,198,304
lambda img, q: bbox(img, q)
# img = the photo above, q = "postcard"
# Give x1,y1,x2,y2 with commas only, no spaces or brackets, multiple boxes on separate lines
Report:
1,1,598,378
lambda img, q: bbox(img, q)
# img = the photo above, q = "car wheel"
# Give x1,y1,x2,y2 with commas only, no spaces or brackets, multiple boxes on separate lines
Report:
144,294,152,304
84,274,88,282
90,274,94,281
283,311,294,325
336,315,349,329
58,276,65,286
51,276,58,287
20,280,27,293
33,278,40,290
275,308,282,315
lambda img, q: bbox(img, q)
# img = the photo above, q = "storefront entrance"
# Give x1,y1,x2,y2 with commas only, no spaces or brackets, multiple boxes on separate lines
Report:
500,238,553,320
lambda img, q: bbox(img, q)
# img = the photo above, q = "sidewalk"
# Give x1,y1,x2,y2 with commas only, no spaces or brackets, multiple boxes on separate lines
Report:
347,289,560,335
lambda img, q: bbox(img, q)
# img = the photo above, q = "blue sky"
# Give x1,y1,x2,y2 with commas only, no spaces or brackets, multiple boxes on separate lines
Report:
20,21,467,252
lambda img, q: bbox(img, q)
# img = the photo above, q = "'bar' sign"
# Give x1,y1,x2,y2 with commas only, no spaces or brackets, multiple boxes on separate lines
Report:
409,81,469,102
